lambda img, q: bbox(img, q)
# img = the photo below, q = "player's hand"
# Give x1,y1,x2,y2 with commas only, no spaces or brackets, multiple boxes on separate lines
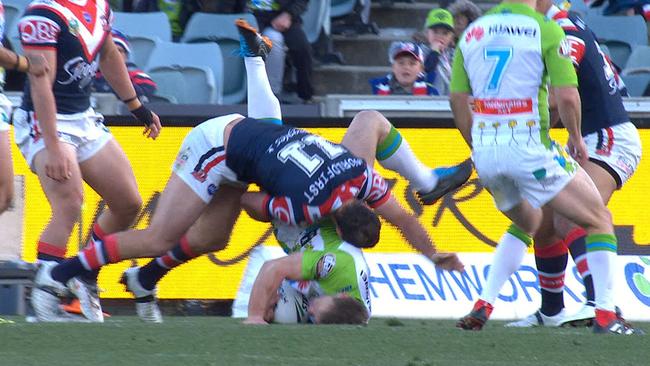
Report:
130,104,161,140
430,252,465,272
45,143,72,182
271,12,292,31
243,316,269,325
26,54,50,77
567,135,588,165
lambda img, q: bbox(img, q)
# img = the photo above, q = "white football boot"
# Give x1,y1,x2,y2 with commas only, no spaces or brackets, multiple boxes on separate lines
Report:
31,262,88,322
560,303,596,327
67,277,104,322
120,267,163,323
505,309,567,327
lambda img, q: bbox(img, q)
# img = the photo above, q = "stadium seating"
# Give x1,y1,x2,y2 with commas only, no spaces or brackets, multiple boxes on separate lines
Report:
331,0,358,18
622,74,650,97
584,15,648,67
112,12,173,68
623,46,650,75
4,0,31,54
113,12,172,42
146,42,224,104
180,13,258,104
148,66,217,104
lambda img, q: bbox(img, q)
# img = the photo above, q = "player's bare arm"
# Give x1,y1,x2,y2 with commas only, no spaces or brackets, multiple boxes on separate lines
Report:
373,194,464,272
450,92,473,149
554,86,586,164
0,47,49,76
241,191,271,222
245,253,304,325
24,48,71,182
98,34,161,139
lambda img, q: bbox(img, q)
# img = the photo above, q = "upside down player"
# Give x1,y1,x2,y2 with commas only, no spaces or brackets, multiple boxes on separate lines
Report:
121,21,469,324
0,0,51,215
31,19,466,322
505,0,642,328
244,217,376,325
15,0,162,322
451,0,640,334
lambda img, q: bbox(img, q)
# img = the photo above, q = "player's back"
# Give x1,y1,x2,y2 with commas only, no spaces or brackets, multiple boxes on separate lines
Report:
226,118,366,205
456,3,569,147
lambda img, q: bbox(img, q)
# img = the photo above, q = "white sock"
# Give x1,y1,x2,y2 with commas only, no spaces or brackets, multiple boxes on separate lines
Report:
586,250,616,312
245,56,282,121
480,232,528,305
377,130,437,192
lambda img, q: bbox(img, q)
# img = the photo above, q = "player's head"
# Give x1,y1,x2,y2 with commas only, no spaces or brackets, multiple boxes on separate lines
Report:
332,200,381,249
535,0,554,13
111,29,131,62
308,294,369,325
388,41,424,88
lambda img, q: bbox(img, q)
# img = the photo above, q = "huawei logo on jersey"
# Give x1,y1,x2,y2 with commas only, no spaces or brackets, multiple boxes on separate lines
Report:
465,26,484,43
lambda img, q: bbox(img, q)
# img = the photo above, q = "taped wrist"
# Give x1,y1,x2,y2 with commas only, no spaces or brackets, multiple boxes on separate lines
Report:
130,105,153,126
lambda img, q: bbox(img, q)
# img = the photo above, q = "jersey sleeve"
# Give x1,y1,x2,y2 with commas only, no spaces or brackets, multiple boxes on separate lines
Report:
541,22,578,87
363,169,391,208
18,10,63,50
450,47,471,93
301,251,337,280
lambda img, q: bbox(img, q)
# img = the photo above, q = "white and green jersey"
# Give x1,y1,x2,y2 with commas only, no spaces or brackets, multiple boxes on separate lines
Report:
451,2,578,147
273,219,372,315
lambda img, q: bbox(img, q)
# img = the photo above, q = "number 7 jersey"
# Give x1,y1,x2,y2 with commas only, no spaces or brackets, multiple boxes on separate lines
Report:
451,2,577,148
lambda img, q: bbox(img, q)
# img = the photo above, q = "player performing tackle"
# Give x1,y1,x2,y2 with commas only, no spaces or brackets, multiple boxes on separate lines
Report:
32,19,467,322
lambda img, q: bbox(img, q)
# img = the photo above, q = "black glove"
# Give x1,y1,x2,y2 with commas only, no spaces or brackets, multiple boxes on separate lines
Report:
130,105,154,127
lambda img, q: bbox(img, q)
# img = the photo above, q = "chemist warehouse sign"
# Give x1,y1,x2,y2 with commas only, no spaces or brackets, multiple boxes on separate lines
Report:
7,127,650,318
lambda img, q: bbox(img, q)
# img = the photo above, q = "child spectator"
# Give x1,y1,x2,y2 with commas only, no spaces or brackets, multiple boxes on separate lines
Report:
423,9,455,96
370,41,436,96
93,30,157,101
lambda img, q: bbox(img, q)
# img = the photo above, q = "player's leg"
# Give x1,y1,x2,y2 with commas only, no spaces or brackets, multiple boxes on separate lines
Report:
260,27,285,95
505,207,569,327
546,168,630,333
235,19,281,123
555,160,621,325
342,110,472,204
0,129,13,214
122,184,245,322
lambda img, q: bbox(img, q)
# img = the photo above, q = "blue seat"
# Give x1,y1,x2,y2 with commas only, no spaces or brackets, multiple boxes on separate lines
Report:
113,12,172,42
303,0,331,44
623,46,650,75
4,0,31,54
126,36,161,69
585,15,648,67
148,66,216,104
146,42,224,104
181,13,258,104
331,0,357,18
621,74,650,97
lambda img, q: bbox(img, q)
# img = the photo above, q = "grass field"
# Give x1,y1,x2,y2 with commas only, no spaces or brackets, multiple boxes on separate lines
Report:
0,317,648,366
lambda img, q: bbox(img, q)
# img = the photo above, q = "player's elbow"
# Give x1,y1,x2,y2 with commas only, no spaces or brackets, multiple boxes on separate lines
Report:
554,86,580,111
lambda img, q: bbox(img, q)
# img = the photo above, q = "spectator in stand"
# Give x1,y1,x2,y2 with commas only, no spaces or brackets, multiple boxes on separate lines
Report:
447,0,483,42
423,9,455,96
134,0,246,41
370,41,436,96
590,0,650,19
248,0,314,103
94,30,157,101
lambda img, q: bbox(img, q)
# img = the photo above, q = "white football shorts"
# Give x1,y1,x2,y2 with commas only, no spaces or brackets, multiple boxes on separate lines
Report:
583,122,641,187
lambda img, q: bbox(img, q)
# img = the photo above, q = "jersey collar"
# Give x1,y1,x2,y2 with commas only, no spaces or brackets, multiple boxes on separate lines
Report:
546,5,566,20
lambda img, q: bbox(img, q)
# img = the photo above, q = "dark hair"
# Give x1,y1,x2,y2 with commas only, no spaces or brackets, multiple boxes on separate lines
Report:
318,297,369,325
447,0,483,24
332,200,381,248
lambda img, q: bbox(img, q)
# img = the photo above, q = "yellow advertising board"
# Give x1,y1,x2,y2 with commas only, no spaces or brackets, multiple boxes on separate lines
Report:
9,126,650,299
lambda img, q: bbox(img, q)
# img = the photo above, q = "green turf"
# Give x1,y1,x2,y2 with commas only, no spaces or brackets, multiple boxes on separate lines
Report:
0,317,648,366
